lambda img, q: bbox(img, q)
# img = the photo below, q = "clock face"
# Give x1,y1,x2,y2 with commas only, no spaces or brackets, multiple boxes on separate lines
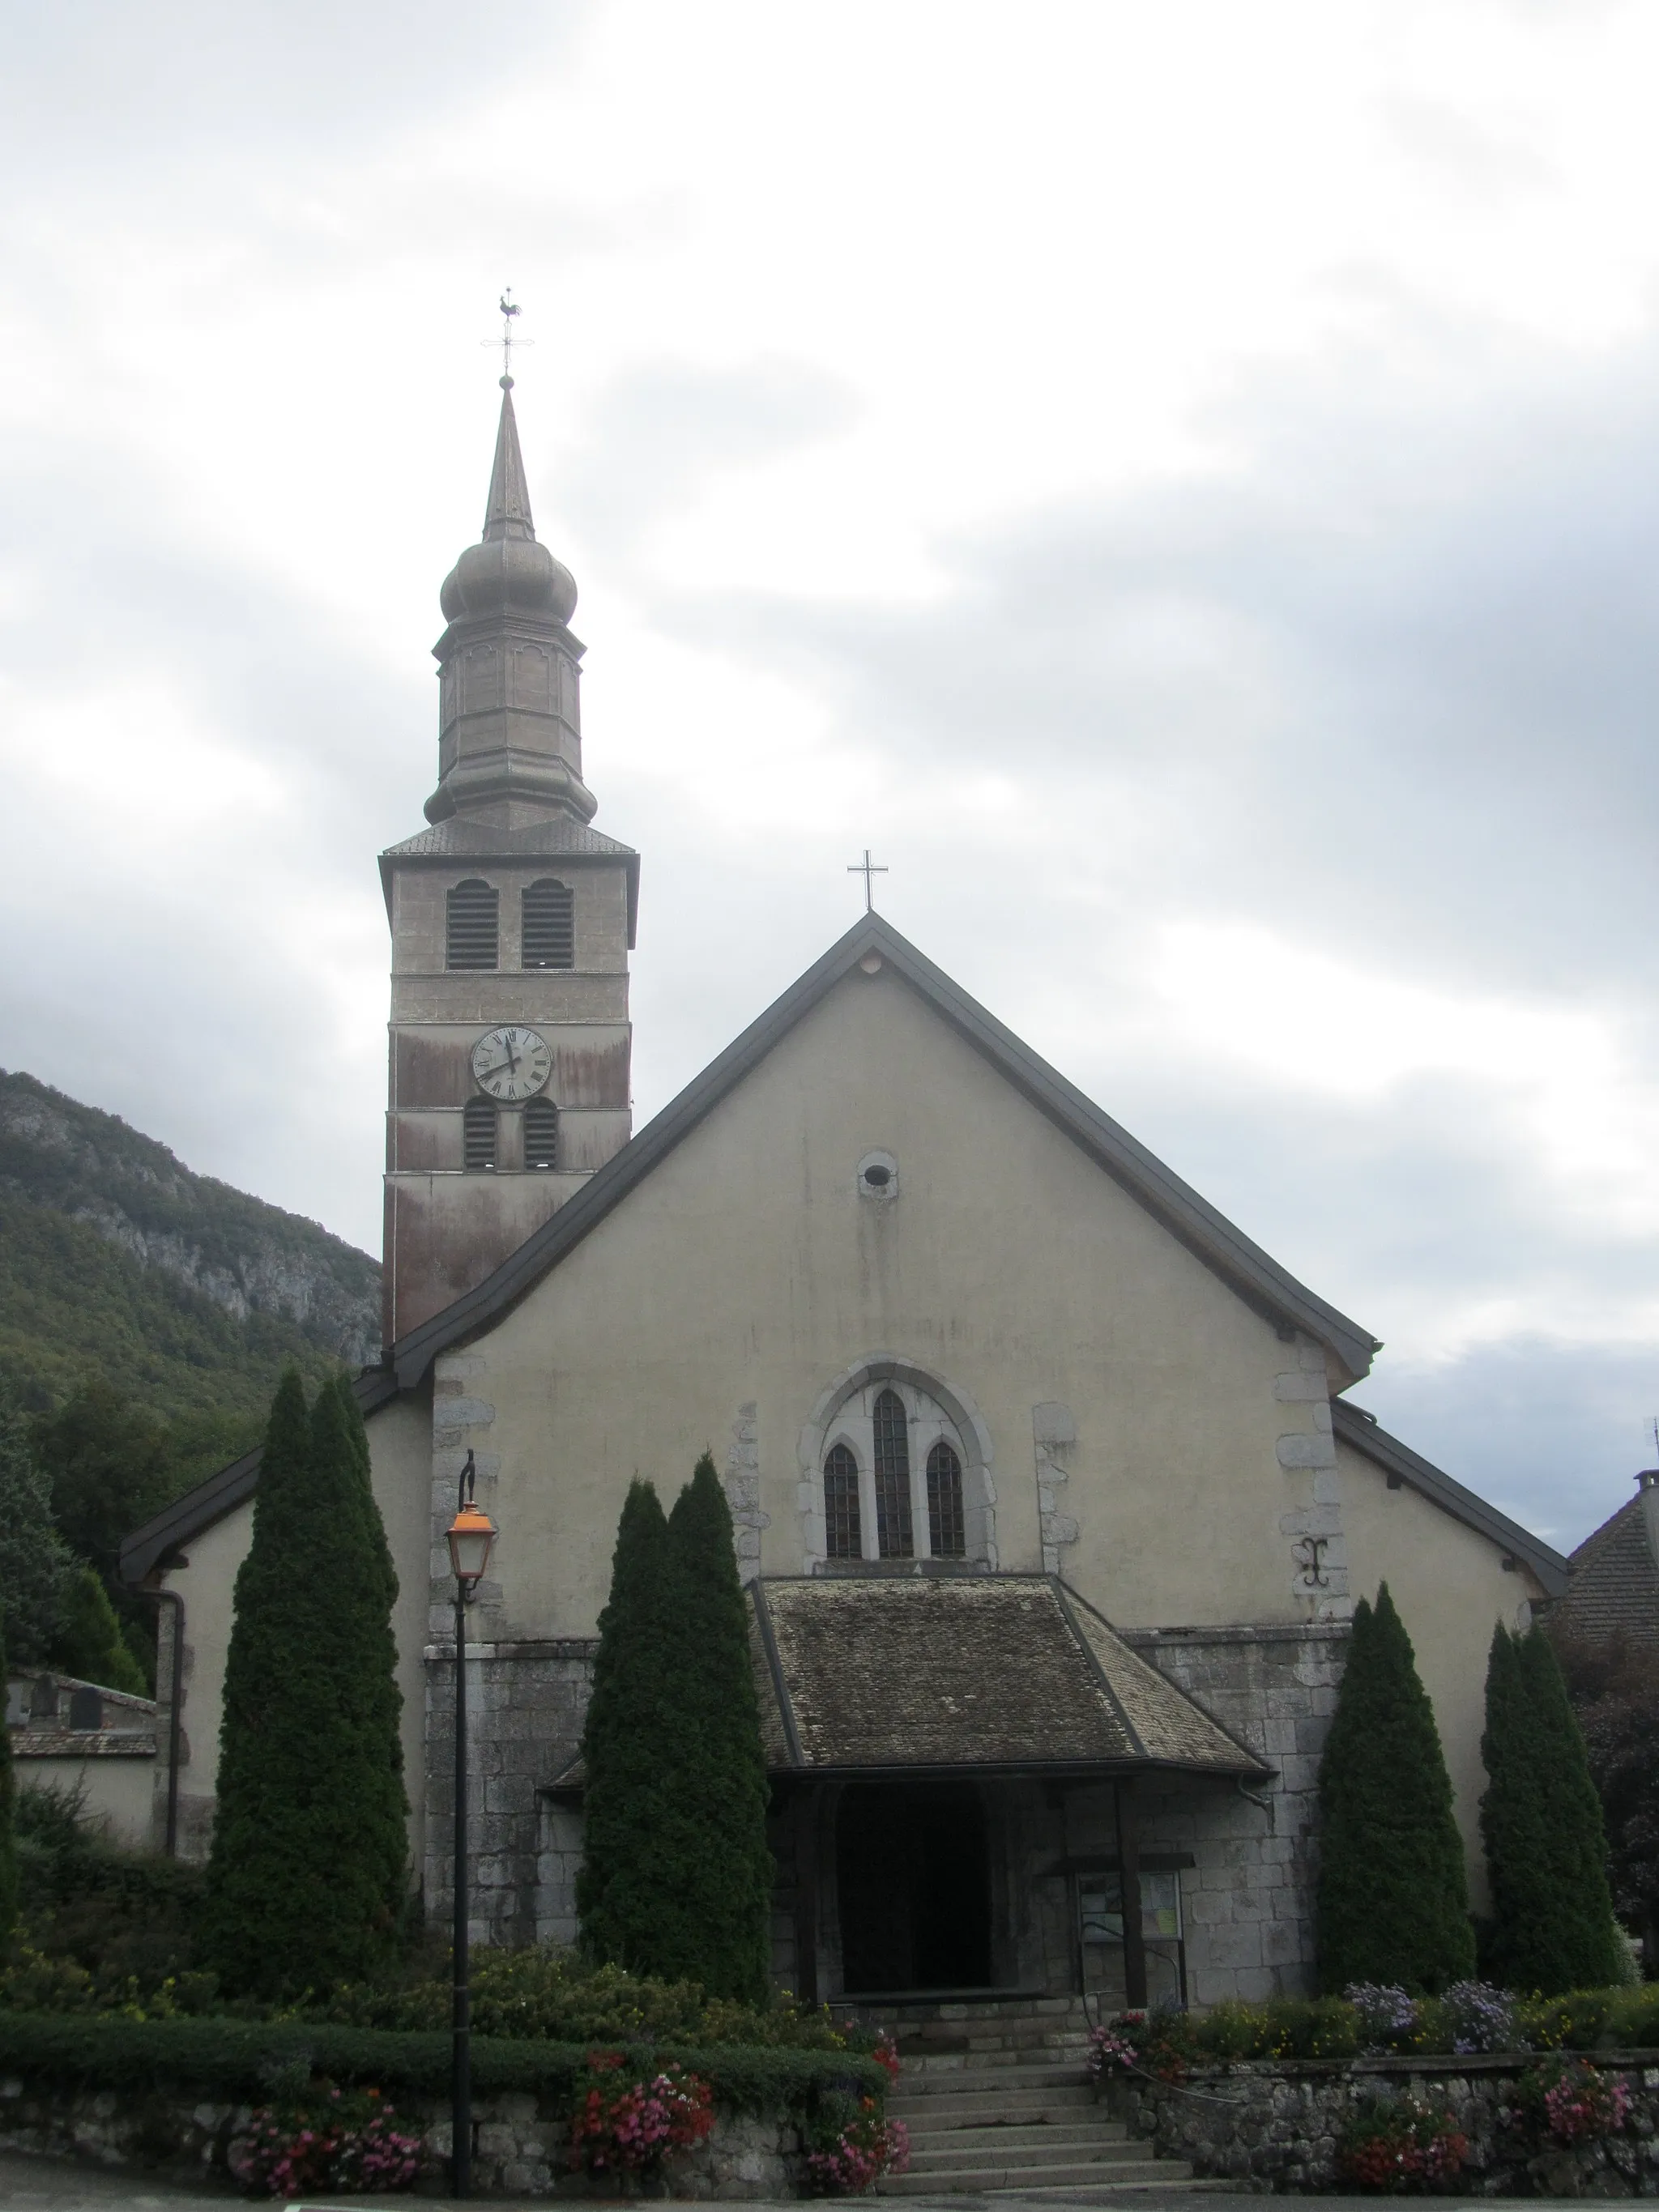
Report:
471,1025,552,1103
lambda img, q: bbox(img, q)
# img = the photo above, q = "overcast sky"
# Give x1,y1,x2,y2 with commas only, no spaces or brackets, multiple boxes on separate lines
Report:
5,2,1659,1550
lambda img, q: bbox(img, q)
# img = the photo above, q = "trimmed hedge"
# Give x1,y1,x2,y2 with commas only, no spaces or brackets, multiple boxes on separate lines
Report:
0,2014,887,2113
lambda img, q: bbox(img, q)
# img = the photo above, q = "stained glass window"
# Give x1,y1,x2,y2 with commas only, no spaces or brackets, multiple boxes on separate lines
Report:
927,1439,966,1558
872,1389,914,1558
824,1443,862,1559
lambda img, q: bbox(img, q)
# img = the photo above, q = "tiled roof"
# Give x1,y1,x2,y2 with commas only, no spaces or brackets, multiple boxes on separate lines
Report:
381,818,636,860
749,1574,1265,1777
1550,1495,1659,1646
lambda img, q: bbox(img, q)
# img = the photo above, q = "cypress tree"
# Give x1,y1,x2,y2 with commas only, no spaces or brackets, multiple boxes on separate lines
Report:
0,1602,18,1957
1482,1623,1622,1993
199,1370,407,1997
655,1454,774,2002
0,1383,71,1664
1317,1583,1475,1993
578,1479,675,1973
53,1565,147,1695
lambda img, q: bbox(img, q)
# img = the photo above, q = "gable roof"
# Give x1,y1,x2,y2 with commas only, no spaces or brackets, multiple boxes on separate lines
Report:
1331,1399,1571,1599
1544,1492,1658,1643
386,911,1382,1391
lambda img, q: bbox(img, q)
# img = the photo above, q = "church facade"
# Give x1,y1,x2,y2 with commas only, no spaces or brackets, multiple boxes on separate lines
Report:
122,387,1569,2012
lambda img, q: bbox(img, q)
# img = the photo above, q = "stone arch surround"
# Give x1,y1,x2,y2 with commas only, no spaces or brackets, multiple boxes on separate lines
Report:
796,1354,998,1573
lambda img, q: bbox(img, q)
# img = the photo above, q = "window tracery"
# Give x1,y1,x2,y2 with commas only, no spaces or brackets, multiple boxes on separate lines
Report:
815,1374,983,1567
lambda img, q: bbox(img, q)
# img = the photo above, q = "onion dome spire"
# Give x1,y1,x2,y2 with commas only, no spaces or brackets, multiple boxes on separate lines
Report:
425,370,594,826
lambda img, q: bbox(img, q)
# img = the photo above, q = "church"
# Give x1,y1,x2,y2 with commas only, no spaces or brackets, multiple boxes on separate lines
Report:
121,380,1569,2014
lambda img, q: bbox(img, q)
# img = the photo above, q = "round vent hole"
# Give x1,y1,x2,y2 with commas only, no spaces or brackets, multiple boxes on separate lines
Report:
863,1165,891,1188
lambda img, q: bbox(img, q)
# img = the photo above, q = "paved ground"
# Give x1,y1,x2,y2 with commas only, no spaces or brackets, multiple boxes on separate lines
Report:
0,2154,1618,2211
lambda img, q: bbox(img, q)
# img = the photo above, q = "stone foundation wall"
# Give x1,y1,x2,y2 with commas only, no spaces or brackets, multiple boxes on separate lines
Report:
1119,2052,1659,2194
0,2077,799,2199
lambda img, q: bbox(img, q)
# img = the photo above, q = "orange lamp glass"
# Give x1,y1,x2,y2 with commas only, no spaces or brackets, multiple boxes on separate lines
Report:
446,1499,497,1588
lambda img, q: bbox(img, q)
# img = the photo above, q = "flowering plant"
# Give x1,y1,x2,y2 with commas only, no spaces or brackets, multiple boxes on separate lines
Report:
1440,1979,1517,2055
1336,2093,1467,2193
567,2052,715,2176
230,2084,424,2198
1344,1984,1421,2052
870,2030,901,2082
1512,2056,1631,2145
805,2095,909,2194
1087,2019,1144,2079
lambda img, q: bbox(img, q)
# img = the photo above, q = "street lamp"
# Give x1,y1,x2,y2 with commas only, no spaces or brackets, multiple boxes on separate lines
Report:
446,1449,497,2199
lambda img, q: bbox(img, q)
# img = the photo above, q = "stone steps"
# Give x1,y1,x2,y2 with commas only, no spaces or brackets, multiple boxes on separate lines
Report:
875,2001,1188,2199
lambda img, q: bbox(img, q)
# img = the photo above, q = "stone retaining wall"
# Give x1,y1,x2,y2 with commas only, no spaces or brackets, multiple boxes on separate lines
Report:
0,2076,799,2199
1116,2050,1659,2194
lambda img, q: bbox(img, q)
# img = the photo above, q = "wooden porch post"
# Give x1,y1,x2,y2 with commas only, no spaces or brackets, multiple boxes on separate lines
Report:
1115,1777,1148,2009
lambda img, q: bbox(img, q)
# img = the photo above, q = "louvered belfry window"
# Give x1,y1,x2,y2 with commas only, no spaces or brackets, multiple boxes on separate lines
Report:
447,879,499,970
522,878,575,969
823,1443,862,1560
524,1097,559,1171
872,1389,915,1558
463,1097,497,1171
928,1439,966,1558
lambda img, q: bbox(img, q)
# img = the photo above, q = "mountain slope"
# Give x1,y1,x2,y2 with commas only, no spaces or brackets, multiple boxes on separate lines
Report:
0,1071,381,1476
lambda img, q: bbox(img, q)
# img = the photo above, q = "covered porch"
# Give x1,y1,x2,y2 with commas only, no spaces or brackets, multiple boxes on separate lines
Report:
748,1575,1273,2009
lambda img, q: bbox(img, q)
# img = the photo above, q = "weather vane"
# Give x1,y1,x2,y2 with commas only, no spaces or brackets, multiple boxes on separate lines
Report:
847,848,889,913
483,288,533,389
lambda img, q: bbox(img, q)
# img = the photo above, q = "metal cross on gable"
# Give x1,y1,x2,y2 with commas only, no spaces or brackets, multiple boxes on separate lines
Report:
847,848,889,913
483,288,533,389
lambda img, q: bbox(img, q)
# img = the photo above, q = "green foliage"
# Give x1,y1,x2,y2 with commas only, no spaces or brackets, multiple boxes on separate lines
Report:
11,1779,207,2004
1316,1584,1476,1994
1550,1630,1659,1971
578,1462,774,2000
0,2013,888,2114
200,1370,407,1998
578,1478,675,1974
1482,1624,1622,1996
658,1455,774,2003
0,1601,17,1955
51,1566,146,1695
0,1069,378,1490
311,1946,883,2052
0,1380,72,1664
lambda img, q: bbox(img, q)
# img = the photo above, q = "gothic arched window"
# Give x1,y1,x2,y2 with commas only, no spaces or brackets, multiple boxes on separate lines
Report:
522,879,574,969
523,1097,558,1170
823,1443,862,1560
447,879,499,970
463,1097,497,1170
927,1439,966,1559
872,1388,915,1558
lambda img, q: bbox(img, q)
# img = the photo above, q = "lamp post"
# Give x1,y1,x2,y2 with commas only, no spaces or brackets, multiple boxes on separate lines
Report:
446,1449,497,2200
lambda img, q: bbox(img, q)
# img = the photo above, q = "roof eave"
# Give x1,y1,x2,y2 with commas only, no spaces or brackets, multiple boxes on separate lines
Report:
1332,1400,1570,1599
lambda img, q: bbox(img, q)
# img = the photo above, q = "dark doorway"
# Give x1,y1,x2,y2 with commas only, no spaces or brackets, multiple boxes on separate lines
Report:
836,1782,992,1993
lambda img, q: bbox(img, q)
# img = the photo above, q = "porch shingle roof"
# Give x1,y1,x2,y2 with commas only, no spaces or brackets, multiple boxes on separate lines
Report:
748,1575,1266,1779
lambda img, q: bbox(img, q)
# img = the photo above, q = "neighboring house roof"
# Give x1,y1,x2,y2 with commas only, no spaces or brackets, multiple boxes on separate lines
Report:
545,1573,1269,1794
1331,1400,1572,1601
377,816,640,944
386,911,1382,1392
1546,1493,1659,1645
6,1669,159,1759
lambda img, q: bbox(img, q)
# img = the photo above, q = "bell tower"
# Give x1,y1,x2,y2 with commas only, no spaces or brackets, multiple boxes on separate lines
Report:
379,376,638,1347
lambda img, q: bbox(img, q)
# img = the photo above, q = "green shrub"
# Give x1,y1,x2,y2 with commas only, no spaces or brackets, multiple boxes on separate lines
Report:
0,1597,15,1954
1262,1996,1359,2061
312,1946,882,2054
201,1371,407,1998
12,1779,205,2002
1316,1585,1475,1993
0,2013,886,2115
1483,1626,1623,1996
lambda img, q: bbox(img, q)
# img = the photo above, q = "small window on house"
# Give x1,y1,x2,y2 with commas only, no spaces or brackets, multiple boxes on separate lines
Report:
872,1388,914,1558
824,1443,863,1560
447,879,499,970
522,878,575,969
69,1687,103,1731
463,1097,497,1170
927,1439,966,1559
524,1097,559,1170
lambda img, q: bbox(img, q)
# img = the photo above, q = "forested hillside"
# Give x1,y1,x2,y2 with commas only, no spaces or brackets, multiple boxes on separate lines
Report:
0,1070,380,1485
